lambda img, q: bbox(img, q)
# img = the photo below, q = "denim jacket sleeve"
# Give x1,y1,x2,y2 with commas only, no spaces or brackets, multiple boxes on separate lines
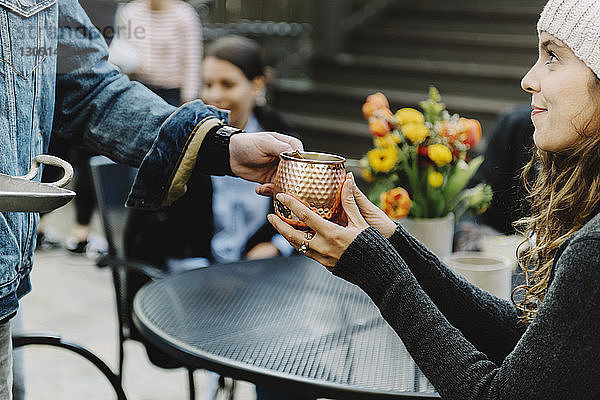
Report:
52,0,229,209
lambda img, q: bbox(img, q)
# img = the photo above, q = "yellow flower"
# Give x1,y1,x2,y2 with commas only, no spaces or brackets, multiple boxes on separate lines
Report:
427,144,453,167
367,147,398,173
428,171,444,187
395,108,425,126
361,168,374,182
390,131,403,144
374,135,397,148
401,122,429,144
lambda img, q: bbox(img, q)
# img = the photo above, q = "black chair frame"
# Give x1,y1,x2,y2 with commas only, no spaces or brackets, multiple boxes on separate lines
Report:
12,334,127,400
89,156,199,400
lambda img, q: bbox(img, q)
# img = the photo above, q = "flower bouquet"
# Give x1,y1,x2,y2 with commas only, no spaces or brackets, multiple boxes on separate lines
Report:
360,87,492,221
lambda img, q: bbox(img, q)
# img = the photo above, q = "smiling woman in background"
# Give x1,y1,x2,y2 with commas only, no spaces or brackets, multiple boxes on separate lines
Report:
202,36,300,263
266,0,600,398
202,35,311,400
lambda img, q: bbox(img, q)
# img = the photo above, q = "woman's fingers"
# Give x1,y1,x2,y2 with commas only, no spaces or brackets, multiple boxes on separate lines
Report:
275,193,332,233
267,214,338,269
267,213,307,249
342,174,369,228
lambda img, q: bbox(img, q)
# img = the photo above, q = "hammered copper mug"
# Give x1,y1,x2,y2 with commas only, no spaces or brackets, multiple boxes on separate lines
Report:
273,151,346,230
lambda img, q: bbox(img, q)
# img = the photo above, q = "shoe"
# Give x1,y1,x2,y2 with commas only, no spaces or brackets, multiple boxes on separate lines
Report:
65,237,88,253
35,231,63,251
65,233,108,256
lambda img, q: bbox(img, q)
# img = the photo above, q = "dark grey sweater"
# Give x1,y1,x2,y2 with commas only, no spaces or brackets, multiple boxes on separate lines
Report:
334,213,600,399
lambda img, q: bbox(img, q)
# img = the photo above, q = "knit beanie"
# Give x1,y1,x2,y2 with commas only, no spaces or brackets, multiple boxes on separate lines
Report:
537,0,600,78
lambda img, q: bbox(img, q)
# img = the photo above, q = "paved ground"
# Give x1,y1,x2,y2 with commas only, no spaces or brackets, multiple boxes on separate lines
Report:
17,203,257,400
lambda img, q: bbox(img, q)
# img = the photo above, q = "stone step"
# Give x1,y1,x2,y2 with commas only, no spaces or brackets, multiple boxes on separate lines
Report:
347,29,538,67
313,54,530,102
272,79,520,157
379,1,544,35
278,112,372,160
387,0,545,18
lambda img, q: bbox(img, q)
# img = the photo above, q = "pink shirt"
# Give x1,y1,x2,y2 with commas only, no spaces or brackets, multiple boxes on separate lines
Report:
115,0,202,103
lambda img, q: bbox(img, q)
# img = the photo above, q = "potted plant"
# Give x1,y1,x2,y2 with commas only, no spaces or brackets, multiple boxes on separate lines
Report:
359,87,492,256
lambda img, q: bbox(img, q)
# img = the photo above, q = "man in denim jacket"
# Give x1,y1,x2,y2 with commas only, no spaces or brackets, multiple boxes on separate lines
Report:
0,0,302,394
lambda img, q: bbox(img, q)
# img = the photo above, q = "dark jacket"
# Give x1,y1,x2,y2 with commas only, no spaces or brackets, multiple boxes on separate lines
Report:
334,211,600,399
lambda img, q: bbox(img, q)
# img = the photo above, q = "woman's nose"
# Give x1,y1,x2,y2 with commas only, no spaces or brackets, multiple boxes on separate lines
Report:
203,86,224,105
521,63,540,94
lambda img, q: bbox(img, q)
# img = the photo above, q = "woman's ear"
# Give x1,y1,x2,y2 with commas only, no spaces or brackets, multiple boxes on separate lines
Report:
252,76,267,106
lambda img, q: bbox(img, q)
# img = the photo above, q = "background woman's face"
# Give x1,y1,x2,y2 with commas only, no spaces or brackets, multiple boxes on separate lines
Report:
201,56,263,129
521,31,598,152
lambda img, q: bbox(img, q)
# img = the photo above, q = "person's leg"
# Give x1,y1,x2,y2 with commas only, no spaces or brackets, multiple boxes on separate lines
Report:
0,321,13,400
11,312,24,400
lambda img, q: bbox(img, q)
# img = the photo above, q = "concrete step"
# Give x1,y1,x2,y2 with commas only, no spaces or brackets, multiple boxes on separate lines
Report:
379,2,544,35
347,29,538,67
313,54,530,102
388,0,545,14
278,112,372,159
272,79,521,157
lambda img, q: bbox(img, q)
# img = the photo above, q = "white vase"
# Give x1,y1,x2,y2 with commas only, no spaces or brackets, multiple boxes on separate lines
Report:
398,213,455,258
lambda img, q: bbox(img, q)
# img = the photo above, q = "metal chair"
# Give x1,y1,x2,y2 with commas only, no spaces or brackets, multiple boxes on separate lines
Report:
12,334,127,399
88,156,199,399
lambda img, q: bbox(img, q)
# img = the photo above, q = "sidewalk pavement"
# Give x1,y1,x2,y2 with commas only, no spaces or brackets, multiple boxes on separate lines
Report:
18,203,256,400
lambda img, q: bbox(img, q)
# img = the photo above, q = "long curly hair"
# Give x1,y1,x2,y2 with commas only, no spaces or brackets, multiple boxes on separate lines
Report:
513,76,600,324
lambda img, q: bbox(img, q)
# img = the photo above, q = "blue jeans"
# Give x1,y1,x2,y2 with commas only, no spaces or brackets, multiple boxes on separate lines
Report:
0,321,12,400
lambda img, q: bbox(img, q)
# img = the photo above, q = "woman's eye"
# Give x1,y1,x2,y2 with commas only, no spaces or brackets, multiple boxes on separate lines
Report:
545,50,557,63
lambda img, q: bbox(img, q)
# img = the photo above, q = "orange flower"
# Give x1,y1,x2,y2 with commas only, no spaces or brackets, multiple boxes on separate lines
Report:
374,107,394,122
362,101,378,120
369,118,391,137
440,118,482,149
439,120,459,144
380,187,412,219
366,92,390,109
459,118,482,149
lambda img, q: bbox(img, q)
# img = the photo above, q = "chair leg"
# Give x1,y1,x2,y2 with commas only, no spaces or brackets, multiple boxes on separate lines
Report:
187,369,195,400
117,337,125,384
228,379,236,400
12,334,127,400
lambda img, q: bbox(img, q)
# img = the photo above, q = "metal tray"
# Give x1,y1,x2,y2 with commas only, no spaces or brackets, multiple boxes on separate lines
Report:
0,155,75,213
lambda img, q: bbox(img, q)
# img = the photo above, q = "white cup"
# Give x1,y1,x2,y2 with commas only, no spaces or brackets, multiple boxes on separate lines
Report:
444,252,512,300
480,234,524,272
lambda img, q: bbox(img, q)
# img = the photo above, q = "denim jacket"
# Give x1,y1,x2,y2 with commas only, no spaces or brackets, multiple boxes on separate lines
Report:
0,0,228,320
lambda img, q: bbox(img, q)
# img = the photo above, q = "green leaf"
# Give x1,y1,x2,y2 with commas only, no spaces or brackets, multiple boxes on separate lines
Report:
442,156,484,211
368,177,397,207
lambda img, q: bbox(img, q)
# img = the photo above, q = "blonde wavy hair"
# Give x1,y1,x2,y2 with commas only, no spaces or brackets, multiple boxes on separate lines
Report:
513,76,600,324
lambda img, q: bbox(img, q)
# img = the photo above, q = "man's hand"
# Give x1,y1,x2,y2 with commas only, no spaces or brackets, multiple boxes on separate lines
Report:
229,132,303,184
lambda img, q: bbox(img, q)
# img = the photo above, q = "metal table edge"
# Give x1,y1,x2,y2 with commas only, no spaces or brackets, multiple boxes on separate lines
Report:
132,280,440,400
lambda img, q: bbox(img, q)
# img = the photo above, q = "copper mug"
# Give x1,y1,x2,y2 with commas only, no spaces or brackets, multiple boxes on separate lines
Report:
273,151,346,230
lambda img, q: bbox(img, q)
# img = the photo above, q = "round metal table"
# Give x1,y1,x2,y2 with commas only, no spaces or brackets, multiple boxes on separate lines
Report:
133,256,439,399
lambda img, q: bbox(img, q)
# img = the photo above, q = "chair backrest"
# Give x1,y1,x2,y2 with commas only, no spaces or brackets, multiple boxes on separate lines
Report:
89,156,137,260
89,156,181,372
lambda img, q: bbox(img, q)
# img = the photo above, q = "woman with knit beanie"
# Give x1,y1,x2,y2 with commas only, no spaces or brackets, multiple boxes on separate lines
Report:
264,0,600,398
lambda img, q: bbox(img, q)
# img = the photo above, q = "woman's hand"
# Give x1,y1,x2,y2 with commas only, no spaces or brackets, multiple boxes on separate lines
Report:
267,174,370,270
348,174,397,239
